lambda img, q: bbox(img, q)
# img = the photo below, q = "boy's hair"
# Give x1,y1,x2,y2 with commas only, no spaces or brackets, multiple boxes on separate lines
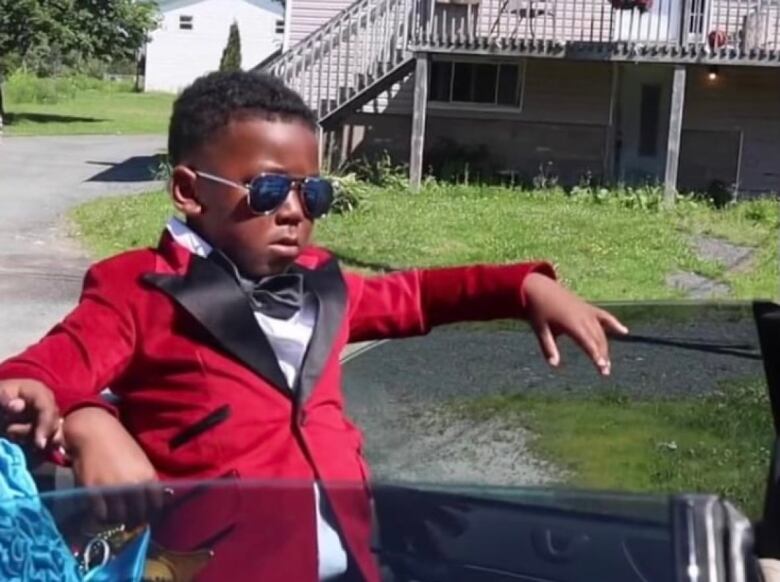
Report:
168,71,318,166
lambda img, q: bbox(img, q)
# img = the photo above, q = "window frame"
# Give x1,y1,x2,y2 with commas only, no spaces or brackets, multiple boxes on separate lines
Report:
427,57,525,113
179,14,194,31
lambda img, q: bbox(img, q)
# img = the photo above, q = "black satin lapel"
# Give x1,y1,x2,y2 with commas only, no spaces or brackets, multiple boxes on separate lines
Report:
142,256,289,394
294,258,347,405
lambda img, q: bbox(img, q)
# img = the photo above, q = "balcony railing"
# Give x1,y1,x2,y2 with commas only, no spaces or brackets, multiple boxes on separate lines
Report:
408,0,780,63
260,0,780,124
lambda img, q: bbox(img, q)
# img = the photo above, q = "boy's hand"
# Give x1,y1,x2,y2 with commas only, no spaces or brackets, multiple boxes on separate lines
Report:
65,407,164,526
523,274,629,376
0,379,62,450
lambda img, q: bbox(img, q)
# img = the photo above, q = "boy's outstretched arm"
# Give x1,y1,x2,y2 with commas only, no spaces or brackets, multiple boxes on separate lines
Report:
346,263,628,376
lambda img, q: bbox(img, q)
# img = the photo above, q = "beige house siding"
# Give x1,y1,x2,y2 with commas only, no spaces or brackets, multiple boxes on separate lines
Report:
682,65,780,194
287,0,354,47
367,59,613,120
338,59,612,183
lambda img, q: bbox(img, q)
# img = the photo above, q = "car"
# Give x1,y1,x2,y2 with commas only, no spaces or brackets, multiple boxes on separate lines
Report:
8,300,780,581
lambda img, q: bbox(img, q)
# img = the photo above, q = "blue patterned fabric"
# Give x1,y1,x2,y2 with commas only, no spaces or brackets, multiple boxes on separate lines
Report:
0,439,150,582
0,439,82,581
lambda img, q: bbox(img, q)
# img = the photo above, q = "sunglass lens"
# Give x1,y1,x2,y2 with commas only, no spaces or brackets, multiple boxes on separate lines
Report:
302,178,334,218
249,175,292,214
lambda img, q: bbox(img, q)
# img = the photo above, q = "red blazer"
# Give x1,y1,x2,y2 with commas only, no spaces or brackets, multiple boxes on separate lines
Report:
0,231,554,581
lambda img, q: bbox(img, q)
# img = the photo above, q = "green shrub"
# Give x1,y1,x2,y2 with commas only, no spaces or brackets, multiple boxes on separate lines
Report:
340,152,408,190
5,71,133,105
327,173,373,215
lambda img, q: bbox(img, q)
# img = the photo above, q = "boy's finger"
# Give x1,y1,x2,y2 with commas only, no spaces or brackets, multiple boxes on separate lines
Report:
33,401,60,450
146,484,166,516
0,386,21,407
534,322,560,367
126,490,151,527
104,492,128,525
3,398,26,414
597,310,629,335
5,423,33,441
89,494,109,523
569,324,610,376
51,421,65,448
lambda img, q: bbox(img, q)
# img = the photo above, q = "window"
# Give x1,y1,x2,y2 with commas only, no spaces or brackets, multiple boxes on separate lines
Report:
639,84,661,157
688,0,707,34
429,60,522,107
275,20,285,35
179,15,194,31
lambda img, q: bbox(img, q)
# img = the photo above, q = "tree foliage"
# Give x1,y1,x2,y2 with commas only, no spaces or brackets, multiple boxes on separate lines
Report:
219,21,243,72
0,0,159,77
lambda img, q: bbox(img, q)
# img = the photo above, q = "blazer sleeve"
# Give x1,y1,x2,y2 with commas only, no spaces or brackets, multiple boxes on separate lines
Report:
0,262,136,417
347,261,556,342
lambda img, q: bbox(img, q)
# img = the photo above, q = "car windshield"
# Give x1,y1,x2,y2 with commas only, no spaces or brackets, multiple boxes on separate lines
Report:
0,477,712,582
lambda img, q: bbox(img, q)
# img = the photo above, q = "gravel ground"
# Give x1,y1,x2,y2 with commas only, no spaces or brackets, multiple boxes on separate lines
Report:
342,303,764,486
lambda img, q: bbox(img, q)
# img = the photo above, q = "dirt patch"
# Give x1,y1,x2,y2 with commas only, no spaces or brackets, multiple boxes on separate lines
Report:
366,406,564,487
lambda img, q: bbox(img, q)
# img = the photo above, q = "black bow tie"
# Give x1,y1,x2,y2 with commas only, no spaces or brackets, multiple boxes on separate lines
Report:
209,250,304,320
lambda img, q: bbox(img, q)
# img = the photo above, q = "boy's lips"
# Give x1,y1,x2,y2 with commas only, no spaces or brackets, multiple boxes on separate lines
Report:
268,237,300,256
270,236,299,247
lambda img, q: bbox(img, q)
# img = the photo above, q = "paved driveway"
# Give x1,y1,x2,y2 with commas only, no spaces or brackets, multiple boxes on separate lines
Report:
0,135,166,359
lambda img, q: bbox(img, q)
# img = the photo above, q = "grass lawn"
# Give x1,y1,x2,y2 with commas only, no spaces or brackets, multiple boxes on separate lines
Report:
456,376,772,518
70,184,778,301
5,86,173,136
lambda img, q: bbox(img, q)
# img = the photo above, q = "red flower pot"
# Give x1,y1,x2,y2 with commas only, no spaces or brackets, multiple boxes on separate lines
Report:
708,29,728,48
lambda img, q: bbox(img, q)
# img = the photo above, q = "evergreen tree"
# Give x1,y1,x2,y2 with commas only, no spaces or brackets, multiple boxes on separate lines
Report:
219,22,243,72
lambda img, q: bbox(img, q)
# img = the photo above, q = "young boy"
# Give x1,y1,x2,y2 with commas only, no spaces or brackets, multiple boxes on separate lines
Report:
0,71,627,581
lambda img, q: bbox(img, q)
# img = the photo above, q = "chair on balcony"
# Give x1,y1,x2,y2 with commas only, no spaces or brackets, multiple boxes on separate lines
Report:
490,0,556,40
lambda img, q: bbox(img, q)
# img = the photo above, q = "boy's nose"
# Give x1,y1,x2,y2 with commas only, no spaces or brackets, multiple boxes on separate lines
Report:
275,187,306,223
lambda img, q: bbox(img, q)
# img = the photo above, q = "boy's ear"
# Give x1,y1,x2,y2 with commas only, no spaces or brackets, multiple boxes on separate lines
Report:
170,166,203,217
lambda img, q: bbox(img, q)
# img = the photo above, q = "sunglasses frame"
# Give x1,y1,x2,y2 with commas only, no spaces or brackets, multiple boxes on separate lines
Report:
194,170,332,218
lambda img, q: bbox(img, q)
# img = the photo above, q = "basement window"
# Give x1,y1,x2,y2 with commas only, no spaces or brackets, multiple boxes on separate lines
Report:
429,60,523,107
179,15,194,31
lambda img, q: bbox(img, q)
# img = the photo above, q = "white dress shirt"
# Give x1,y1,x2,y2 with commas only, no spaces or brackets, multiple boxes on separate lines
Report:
166,218,348,580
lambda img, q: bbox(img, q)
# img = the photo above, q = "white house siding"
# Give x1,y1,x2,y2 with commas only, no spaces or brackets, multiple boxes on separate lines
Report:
145,0,284,93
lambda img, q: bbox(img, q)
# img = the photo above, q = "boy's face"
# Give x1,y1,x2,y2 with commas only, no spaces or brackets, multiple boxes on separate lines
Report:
172,116,319,277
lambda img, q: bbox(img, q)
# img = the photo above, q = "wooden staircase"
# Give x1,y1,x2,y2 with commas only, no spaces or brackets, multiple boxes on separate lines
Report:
260,0,416,128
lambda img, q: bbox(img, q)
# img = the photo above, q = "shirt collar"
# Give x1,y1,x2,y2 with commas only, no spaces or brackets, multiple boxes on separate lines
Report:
166,217,213,259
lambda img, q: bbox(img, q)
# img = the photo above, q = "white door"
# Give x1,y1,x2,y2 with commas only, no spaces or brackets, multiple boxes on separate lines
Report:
612,0,683,43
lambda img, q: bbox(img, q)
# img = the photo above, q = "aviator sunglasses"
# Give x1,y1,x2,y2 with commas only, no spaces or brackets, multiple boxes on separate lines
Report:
195,170,334,219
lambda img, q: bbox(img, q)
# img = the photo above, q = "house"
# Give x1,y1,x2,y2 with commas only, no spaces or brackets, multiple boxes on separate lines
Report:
259,0,780,197
145,0,285,93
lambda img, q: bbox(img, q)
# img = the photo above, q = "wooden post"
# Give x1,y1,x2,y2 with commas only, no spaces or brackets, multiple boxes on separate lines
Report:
603,63,621,184
664,65,687,207
317,125,325,172
409,53,429,191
